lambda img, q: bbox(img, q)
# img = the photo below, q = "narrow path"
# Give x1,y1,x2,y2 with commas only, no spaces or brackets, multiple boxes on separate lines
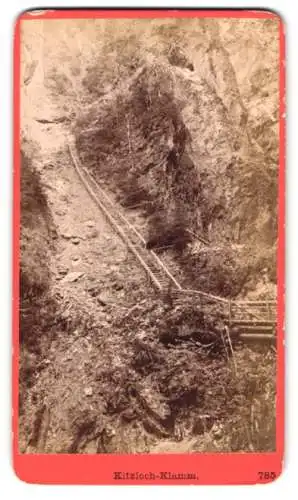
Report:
20,121,156,453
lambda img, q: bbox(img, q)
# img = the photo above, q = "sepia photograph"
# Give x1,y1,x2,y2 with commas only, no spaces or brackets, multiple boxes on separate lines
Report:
19,13,280,455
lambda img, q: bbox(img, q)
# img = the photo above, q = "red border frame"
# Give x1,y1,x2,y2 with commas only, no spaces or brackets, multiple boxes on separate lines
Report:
13,8,285,485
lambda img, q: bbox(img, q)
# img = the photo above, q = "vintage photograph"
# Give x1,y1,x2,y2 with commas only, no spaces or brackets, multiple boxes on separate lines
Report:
19,15,279,454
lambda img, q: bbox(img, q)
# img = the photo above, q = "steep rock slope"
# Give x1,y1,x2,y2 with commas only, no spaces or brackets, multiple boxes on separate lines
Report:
19,141,57,448
74,17,279,297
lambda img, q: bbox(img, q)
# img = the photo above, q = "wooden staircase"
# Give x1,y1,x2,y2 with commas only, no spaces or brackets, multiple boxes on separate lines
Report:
68,137,277,345
227,301,276,343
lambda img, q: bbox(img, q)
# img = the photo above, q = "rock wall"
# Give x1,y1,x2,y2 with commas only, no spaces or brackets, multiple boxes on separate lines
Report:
74,17,279,297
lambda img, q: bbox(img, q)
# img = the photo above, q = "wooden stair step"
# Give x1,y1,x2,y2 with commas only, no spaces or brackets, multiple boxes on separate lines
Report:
231,325,274,333
230,320,276,326
239,333,275,341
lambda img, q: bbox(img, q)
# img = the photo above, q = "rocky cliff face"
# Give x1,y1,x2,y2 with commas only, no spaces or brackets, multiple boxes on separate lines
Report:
19,141,57,427
74,16,279,298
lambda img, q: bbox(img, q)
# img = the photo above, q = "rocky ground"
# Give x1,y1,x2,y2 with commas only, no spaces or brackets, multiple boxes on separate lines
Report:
19,16,278,453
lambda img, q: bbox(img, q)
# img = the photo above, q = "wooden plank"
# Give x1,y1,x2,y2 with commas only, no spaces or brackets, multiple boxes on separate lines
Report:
232,325,274,333
239,333,275,341
233,300,276,306
230,320,276,326
180,288,229,304
185,228,210,246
